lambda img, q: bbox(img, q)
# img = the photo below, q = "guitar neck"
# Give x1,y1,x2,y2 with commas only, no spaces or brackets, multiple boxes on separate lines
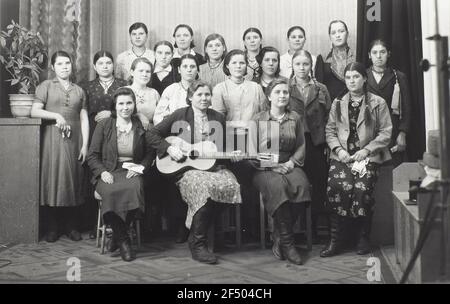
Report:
198,153,257,160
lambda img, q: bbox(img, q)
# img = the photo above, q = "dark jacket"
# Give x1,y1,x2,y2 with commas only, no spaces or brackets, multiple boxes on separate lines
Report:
87,116,155,184
315,54,348,101
289,78,332,146
366,67,411,137
148,106,226,159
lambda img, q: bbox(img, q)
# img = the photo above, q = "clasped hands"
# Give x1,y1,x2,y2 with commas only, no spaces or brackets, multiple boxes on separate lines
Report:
337,148,370,163
101,170,141,184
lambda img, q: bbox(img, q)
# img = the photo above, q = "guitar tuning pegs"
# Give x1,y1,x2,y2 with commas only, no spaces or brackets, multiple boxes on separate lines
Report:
420,59,434,72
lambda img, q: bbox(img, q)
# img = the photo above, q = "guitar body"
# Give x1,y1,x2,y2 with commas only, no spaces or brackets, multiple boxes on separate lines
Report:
156,136,218,175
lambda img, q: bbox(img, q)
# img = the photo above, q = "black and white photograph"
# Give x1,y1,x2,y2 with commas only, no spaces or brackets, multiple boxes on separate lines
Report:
0,0,449,288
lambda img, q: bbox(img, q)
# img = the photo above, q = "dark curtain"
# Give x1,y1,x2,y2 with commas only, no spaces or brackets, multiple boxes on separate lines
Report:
356,0,425,162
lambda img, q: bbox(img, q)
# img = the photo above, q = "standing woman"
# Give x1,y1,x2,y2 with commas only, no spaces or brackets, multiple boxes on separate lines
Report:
279,26,318,79
171,24,205,77
153,54,199,125
288,50,331,240
242,27,263,81
317,20,355,102
127,57,160,129
199,33,228,88
253,46,285,94
148,80,243,264
81,51,127,139
115,22,155,81
367,39,411,167
31,51,89,242
150,41,178,96
322,62,392,257
88,87,154,262
253,78,311,265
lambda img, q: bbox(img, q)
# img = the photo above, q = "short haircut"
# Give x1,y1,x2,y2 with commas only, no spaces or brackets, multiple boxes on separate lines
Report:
287,26,306,39
154,40,174,53
51,50,72,66
255,46,281,77
328,20,348,34
203,33,227,63
222,49,247,76
129,22,148,35
185,80,212,106
173,24,195,48
179,54,200,72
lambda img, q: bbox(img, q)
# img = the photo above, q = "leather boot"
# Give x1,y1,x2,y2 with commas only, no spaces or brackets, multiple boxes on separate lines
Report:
271,228,284,260
118,237,135,262
107,231,119,253
320,213,341,257
356,212,372,255
188,202,217,264
274,203,303,265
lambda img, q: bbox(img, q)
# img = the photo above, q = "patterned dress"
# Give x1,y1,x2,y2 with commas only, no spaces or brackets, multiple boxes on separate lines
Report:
176,110,242,228
327,98,379,218
34,79,87,207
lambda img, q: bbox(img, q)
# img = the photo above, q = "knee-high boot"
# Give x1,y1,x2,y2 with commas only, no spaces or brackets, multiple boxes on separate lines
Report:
356,212,372,255
273,202,303,265
320,213,342,257
103,212,135,262
188,201,217,264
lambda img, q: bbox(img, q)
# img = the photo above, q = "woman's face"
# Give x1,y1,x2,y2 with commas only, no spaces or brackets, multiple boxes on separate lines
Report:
52,56,72,80
94,56,114,78
288,29,306,52
227,54,247,78
369,44,389,68
205,39,225,62
329,22,348,48
131,61,152,86
174,27,193,51
155,45,173,68
345,70,366,93
268,83,289,109
261,51,279,77
292,54,312,79
244,32,262,52
130,27,148,48
115,95,135,120
190,85,212,112
179,58,198,82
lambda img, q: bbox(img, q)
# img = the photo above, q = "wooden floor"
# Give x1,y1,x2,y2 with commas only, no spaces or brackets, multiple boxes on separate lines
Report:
0,233,393,284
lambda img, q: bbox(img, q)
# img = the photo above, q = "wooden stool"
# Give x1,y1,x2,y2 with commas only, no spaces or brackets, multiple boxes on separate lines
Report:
208,204,242,252
95,191,141,254
259,193,312,250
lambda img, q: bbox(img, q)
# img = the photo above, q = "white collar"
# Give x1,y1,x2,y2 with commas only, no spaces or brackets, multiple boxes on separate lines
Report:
154,65,173,73
173,48,196,58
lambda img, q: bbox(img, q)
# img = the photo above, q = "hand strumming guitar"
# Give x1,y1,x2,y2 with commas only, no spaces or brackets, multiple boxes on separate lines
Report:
167,145,184,161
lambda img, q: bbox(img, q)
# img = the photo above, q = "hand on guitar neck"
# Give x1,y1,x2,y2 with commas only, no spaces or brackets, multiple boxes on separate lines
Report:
157,136,278,175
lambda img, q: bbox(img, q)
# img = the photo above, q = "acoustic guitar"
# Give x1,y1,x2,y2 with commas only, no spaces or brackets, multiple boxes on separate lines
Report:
156,136,278,175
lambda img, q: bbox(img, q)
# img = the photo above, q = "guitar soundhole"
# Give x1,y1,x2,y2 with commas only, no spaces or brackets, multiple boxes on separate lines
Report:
189,150,200,160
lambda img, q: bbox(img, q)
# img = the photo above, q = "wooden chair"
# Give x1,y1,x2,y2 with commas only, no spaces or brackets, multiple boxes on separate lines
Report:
208,204,242,252
95,191,141,254
259,193,312,251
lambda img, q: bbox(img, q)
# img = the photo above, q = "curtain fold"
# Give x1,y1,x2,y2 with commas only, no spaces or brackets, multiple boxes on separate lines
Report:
19,0,103,83
356,0,425,162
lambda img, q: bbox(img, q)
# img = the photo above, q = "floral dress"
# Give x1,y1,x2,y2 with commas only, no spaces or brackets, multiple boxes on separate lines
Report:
326,98,379,218
176,110,242,229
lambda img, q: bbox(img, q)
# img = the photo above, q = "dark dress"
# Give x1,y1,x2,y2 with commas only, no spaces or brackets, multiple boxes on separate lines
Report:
251,110,311,216
150,65,179,96
34,79,87,207
366,67,411,166
327,99,379,218
87,117,154,220
79,78,128,139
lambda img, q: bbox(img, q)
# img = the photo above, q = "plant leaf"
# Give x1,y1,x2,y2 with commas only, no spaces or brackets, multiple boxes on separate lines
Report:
11,79,19,85
0,36,5,47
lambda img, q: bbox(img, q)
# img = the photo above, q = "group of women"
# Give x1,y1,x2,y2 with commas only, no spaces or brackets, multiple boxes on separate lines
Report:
30,20,411,265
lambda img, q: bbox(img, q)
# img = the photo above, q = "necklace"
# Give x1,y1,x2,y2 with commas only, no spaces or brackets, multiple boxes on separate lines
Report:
99,78,114,94
132,47,146,58
260,77,273,87
271,111,286,123
133,87,146,104
350,95,364,107
180,81,189,91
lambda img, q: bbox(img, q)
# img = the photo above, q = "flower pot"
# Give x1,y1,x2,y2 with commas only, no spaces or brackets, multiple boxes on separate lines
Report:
9,94,35,118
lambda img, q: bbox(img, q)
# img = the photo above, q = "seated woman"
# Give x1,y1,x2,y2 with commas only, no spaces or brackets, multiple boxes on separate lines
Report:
252,78,311,265
322,62,392,257
87,87,154,262
148,80,242,264
153,54,199,124
253,46,286,94
127,57,160,129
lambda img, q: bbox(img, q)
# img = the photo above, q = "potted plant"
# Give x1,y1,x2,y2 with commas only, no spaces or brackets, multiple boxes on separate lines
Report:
0,20,47,118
